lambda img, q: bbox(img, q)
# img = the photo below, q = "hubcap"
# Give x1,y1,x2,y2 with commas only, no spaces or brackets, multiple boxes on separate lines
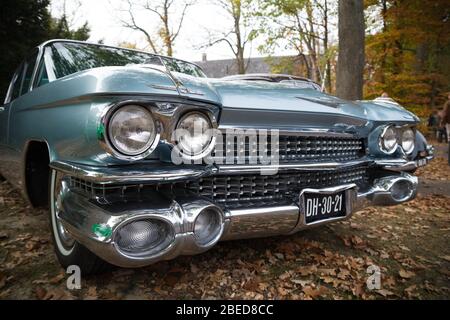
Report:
51,171,75,253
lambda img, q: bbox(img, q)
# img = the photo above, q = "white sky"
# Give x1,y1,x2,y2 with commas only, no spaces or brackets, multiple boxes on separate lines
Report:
50,0,298,62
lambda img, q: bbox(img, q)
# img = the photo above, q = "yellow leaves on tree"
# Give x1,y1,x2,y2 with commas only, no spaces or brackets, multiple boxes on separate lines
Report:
364,0,450,111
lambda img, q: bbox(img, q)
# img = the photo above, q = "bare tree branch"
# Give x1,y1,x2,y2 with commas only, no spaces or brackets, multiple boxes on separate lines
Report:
171,1,193,42
203,0,255,74
118,0,194,56
120,0,158,53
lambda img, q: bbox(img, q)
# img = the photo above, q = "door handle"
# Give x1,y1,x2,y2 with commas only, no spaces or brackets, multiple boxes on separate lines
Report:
0,107,5,112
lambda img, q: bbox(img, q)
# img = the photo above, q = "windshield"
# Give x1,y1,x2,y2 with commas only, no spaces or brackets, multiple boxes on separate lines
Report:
45,42,206,79
279,80,322,91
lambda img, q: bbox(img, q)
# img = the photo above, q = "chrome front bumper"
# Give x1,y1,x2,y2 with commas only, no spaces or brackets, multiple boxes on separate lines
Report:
54,166,420,267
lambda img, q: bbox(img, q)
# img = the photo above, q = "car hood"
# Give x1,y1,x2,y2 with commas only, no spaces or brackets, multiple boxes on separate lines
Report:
173,73,419,127
71,66,417,128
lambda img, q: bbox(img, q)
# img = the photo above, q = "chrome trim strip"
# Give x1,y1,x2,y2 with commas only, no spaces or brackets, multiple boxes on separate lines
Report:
217,125,358,138
149,84,178,91
379,161,419,172
377,156,433,172
217,160,371,174
50,161,217,185
50,156,431,186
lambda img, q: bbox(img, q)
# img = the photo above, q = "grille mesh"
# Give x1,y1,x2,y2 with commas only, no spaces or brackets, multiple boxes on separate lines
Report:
69,167,368,209
175,167,367,205
211,135,365,164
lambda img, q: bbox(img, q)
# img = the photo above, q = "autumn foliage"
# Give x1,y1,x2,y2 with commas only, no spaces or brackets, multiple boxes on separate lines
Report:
364,0,450,117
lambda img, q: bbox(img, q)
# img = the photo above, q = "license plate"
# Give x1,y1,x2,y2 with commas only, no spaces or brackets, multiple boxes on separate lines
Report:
303,190,346,224
417,158,427,167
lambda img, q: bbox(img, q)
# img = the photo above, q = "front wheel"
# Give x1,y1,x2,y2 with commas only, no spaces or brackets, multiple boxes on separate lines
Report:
49,169,111,274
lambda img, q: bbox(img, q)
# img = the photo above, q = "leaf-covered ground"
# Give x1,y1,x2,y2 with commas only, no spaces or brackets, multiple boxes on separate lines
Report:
0,143,449,300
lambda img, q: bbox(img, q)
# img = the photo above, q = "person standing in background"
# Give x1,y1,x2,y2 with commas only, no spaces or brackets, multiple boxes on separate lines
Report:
428,110,440,139
436,108,447,142
441,93,450,165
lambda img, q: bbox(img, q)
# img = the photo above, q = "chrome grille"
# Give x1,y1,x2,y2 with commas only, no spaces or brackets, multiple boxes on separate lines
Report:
211,134,365,164
178,167,367,205
68,177,140,199
69,167,368,209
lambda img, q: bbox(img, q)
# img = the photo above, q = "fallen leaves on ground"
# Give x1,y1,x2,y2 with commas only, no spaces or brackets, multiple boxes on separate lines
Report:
399,270,416,279
0,143,449,300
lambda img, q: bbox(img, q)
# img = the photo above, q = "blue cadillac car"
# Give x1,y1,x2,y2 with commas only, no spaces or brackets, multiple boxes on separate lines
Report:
0,40,434,273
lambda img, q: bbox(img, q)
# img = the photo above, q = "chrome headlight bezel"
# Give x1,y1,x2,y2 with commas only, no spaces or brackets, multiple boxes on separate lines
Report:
401,128,415,155
174,111,217,160
193,207,224,247
101,104,160,161
379,125,399,154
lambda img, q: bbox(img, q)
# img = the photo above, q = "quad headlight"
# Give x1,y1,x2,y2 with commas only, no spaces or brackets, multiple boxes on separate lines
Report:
379,125,416,155
175,112,215,158
379,126,398,154
401,128,415,154
108,105,158,157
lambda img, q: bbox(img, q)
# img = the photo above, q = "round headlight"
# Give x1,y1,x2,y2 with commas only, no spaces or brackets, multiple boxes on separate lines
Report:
380,126,398,154
175,112,214,157
108,105,157,156
401,128,415,154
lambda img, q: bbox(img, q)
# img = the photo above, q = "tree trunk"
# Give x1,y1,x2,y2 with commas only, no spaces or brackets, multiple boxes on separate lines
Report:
162,4,173,56
323,0,332,93
379,0,387,84
336,0,365,100
233,2,245,74
236,49,245,74
299,53,311,79
235,22,245,74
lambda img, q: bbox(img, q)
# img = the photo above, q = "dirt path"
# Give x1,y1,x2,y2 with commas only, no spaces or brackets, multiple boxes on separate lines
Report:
0,144,449,300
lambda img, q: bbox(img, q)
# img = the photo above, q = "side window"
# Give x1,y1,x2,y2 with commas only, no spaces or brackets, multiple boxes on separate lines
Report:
20,51,39,95
10,64,25,102
34,59,49,88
